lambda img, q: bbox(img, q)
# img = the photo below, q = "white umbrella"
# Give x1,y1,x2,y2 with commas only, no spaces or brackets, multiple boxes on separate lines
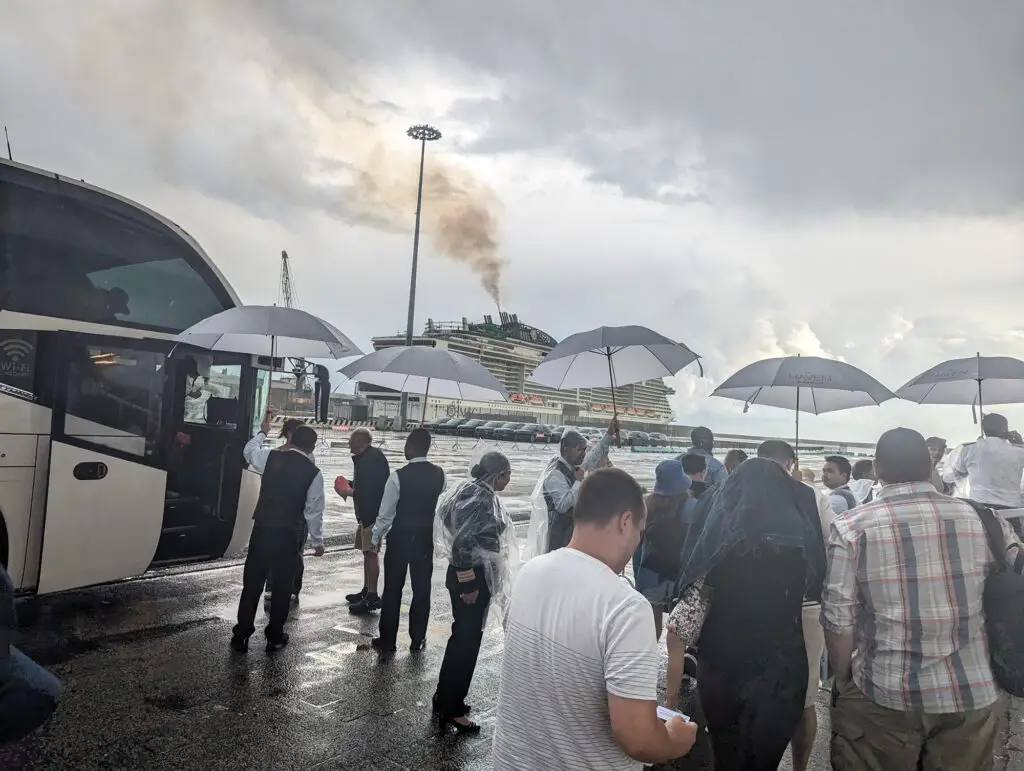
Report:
896,353,1024,421
174,305,362,360
712,355,895,450
528,326,702,441
339,346,508,420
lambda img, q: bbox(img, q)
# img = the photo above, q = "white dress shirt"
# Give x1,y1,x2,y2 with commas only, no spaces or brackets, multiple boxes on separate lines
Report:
371,457,447,546
243,432,326,548
948,437,1024,508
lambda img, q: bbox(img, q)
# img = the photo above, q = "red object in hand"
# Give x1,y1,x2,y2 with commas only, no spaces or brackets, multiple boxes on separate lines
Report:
334,475,352,498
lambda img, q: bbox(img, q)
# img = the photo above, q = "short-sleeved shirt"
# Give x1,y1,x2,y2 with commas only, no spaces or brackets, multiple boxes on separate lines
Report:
822,482,1019,713
492,548,658,771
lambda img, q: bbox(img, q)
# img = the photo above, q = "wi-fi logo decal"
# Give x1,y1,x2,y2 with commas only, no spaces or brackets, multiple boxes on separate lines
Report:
0,338,34,363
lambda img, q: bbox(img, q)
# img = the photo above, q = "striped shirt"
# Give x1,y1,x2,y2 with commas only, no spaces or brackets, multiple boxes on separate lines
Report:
492,548,658,770
822,481,1020,713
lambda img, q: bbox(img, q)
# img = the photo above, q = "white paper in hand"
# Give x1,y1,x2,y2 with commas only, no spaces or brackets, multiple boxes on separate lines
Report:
657,706,691,722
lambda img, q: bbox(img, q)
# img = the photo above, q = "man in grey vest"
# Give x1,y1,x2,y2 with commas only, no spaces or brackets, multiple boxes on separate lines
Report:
369,429,446,653
231,420,325,653
541,418,617,552
822,455,858,513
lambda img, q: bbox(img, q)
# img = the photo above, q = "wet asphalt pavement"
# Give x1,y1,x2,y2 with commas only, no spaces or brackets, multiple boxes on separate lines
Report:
3,437,1022,769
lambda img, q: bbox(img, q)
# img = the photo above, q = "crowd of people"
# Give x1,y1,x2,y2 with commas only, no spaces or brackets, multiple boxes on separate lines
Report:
227,410,1024,769
7,406,1023,769
230,410,1024,769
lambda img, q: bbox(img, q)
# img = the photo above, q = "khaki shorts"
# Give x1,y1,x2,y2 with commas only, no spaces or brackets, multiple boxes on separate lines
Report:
353,524,376,553
802,603,826,709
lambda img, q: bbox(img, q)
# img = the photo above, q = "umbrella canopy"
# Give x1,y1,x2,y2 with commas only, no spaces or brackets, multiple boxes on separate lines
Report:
712,355,895,452
896,354,1024,409
527,325,702,391
339,346,509,402
174,305,362,360
713,356,895,415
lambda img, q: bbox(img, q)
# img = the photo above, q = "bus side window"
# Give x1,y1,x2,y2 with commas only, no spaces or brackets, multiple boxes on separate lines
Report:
61,343,165,459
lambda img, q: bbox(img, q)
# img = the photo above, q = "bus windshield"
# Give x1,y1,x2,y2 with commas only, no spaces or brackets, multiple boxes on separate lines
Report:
1,161,234,333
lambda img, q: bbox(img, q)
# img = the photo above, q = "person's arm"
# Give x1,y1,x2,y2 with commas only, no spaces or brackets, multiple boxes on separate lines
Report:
243,432,273,473
822,519,859,684
304,470,326,554
605,597,696,763
580,429,615,472
543,467,580,515
371,472,401,547
948,444,971,481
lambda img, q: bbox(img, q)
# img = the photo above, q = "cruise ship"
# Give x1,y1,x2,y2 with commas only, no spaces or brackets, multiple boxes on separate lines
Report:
361,312,676,426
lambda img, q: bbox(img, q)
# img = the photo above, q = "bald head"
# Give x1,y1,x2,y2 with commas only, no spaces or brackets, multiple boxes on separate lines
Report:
348,428,373,455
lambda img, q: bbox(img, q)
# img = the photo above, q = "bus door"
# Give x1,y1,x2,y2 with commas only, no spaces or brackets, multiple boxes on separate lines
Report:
37,333,168,594
223,364,269,557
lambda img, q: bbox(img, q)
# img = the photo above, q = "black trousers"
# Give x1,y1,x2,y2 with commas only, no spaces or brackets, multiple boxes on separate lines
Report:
378,529,433,647
697,651,806,771
233,524,302,642
434,565,491,718
548,513,574,552
268,523,307,596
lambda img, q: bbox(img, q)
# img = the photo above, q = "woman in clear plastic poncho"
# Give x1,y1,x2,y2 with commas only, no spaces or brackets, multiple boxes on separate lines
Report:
432,450,518,734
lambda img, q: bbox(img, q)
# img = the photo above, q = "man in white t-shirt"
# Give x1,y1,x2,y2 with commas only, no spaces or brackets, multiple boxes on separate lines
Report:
492,468,697,770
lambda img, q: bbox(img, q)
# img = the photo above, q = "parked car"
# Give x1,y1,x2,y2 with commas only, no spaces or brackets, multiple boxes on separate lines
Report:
629,431,651,448
475,420,505,440
421,419,446,432
549,425,566,442
649,432,669,447
434,418,467,436
493,422,526,441
456,418,487,437
514,423,552,443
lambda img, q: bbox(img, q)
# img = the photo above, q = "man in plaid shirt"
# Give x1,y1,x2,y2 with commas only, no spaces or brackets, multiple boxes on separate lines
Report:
823,427,1020,770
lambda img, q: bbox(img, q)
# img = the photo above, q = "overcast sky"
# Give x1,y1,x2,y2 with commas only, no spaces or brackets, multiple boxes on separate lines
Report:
4,0,1023,444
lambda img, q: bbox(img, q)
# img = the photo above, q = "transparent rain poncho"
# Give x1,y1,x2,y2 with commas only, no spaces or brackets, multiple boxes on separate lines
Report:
522,456,560,562
434,449,521,624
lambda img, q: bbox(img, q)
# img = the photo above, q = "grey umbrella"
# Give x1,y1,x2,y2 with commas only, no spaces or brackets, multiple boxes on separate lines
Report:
175,305,362,360
339,346,509,422
712,355,895,451
527,325,702,443
896,353,1024,421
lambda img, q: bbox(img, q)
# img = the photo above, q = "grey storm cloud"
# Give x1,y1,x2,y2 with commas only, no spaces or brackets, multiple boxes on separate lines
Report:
274,1,1024,215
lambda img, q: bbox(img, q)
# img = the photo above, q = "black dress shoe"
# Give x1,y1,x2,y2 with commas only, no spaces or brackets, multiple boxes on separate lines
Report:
349,595,381,615
345,588,368,604
438,715,482,735
410,639,426,651
266,633,290,653
371,637,396,653
229,633,250,653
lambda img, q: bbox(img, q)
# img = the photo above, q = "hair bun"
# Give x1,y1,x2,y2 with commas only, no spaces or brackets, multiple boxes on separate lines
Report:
470,463,483,478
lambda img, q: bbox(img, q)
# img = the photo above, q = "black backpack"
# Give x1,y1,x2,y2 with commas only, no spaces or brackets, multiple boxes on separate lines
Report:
969,501,1024,697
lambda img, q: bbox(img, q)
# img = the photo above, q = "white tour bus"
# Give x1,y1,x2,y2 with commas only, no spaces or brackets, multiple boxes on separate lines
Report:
0,157,271,594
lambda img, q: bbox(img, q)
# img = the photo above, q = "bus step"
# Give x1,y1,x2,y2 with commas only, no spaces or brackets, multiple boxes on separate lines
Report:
150,555,217,569
160,525,199,535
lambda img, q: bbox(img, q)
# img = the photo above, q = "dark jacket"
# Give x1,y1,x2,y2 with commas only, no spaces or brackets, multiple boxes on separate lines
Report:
352,446,390,525
677,458,827,601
